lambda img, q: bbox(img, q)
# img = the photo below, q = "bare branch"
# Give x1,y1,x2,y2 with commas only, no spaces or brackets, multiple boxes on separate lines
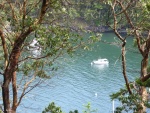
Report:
116,0,132,16
17,71,37,106
117,0,134,29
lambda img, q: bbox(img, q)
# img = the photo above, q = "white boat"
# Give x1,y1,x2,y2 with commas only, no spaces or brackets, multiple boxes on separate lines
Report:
91,58,109,65
27,38,41,57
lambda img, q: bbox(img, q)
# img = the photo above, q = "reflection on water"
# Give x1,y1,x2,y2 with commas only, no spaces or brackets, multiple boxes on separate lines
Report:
91,63,109,70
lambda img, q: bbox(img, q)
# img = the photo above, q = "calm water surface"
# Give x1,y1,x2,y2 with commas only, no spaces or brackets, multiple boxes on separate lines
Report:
18,33,143,113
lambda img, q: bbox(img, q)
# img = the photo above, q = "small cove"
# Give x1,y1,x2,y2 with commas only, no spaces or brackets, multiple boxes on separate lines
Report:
17,33,142,113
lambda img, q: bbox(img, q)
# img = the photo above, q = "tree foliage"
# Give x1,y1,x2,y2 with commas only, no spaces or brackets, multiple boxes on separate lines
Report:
42,102,97,113
0,0,149,112
0,0,100,113
102,0,150,112
42,102,63,113
111,85,144,112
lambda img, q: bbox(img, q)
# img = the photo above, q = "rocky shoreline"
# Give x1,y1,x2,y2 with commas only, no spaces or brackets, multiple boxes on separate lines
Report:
85,25,127,34
69,23,127,34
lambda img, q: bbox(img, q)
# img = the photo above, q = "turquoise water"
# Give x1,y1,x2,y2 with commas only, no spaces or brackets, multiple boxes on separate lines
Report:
18,33,143,113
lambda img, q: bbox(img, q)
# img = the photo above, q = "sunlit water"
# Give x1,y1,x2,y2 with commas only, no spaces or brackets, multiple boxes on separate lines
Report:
17,33,146,113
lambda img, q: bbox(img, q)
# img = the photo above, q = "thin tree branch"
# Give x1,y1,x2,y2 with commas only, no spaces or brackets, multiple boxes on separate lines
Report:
135,30,145,56
117,0,134,29
6,0,17,21
141,72,150,82
22,0,27,31
38,0,49,24
116,0,133,16
0,29,9,69
111,2,124,41
110,1,132,94
17,71,37,106
26,0,41,16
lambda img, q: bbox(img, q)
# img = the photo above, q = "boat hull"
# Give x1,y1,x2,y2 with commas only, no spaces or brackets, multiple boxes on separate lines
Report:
91,58,109,65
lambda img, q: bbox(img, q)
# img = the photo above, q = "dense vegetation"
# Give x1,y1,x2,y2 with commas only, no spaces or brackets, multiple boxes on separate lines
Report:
0,0,150,113
0,1,99,113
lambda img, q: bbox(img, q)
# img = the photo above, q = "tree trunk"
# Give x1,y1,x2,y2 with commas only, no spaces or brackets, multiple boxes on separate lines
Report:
121,41,132,94
12,71,17,113
2,25,34,112
0,29,11,113
2,74,11,113
139,55,148,112
2,54,20,113
139,86,147,113
2,41,24,113
1,1,48,112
